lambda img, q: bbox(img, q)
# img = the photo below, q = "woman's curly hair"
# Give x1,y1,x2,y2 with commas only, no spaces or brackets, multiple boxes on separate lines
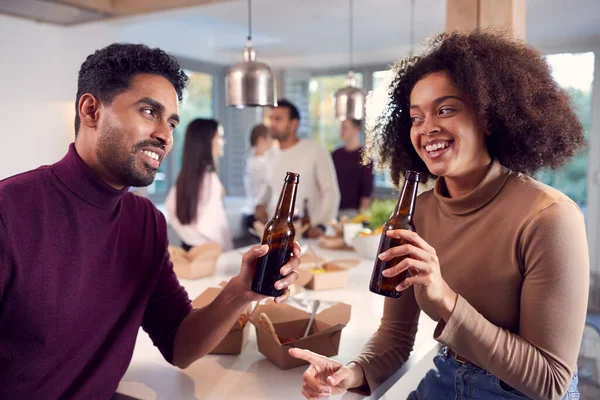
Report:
364,30,585,185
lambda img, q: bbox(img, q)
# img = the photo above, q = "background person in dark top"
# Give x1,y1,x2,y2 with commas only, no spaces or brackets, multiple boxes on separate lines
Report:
331,119,374,214
0,43,299,399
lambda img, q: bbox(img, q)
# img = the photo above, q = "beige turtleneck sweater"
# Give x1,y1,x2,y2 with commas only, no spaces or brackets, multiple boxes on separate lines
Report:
353,160,589,400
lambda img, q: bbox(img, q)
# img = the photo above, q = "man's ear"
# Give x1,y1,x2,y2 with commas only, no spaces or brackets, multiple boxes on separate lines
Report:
78,94,102,129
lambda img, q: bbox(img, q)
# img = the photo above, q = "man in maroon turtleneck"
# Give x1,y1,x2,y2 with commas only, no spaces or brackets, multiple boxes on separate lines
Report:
0,43,299,399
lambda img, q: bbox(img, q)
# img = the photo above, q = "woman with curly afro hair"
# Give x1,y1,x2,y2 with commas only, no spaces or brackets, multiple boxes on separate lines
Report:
290,30,588,400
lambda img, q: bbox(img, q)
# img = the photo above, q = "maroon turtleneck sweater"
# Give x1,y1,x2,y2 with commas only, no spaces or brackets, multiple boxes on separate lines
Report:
0,144,192,399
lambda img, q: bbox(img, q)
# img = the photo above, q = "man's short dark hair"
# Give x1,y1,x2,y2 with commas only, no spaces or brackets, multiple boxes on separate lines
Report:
74,43,189,136
275,98,300,122
349,119,362,130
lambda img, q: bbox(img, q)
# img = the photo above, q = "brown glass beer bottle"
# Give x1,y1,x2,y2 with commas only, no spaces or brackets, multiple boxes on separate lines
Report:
301,198,310,238
252,172,299,297
369,170,420,298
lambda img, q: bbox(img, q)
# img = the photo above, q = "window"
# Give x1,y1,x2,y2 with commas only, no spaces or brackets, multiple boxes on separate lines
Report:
372,70,394,90
308,74,363,152
371,70,396,189
535,52,594,218
147,70,214,196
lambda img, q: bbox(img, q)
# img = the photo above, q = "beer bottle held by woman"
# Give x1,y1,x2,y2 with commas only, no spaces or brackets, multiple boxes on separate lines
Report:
369,170,420,298
252,172,300,297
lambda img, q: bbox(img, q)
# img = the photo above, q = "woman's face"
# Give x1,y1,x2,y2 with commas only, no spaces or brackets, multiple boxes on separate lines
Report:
409,71,490,179
212,125,225,159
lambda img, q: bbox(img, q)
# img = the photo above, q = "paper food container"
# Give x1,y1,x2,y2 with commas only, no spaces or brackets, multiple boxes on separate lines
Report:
169,242,222,279
296,258,360,291
318,235,353,251
191,282,252,355
249,301,351,370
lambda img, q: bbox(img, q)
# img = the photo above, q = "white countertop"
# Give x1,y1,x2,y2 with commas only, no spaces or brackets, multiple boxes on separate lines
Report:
116,241,438,400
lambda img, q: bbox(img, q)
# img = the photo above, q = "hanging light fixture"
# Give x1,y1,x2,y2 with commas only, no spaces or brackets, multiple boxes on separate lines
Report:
334,0,366,121
225,0,276,108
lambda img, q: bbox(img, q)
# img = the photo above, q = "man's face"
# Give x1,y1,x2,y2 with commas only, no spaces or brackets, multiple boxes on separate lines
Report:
95,73,180,188
268,107,296,141
340,120,359,142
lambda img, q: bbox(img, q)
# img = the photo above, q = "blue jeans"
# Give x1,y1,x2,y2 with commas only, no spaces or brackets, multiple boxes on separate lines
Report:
408,346,579,399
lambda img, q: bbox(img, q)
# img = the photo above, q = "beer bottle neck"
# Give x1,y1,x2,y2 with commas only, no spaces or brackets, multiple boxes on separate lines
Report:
393,178,419,220
274,181,298,221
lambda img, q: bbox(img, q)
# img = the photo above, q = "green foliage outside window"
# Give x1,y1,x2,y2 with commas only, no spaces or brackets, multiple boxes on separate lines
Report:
309,74,363,152
535,53,594,213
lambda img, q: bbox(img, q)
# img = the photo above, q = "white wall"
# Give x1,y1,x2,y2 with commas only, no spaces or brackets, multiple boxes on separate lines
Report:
0,15,129,180
0,15,126,179
0,15,72,179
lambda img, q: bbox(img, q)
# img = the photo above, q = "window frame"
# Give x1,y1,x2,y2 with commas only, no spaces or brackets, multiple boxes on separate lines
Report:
148,56,224,205
528,44,599,286
302,63,398,198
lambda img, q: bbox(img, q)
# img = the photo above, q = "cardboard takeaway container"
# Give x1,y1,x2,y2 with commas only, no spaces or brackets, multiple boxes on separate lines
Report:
249,301,352,370
168,242,222,280
296,252,360,290
192,283,252,355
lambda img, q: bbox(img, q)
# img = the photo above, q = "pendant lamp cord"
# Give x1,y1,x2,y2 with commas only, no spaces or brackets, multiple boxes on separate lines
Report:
349,0,354,71
248,0,252,42
409,0,415,56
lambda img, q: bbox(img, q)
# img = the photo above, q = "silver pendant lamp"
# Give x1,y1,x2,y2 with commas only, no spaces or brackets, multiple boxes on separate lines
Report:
334,0,366,121
225,0,276,108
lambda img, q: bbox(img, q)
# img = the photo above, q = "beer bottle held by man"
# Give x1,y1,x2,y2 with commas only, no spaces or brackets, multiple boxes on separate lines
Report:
369,170,420,298
252,172,300,297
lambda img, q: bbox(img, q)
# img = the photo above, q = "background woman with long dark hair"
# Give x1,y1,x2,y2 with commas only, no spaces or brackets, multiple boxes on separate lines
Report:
166,118,232,251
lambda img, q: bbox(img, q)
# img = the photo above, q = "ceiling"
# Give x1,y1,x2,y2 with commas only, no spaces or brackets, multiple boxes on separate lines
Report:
3,0,600,69
0,0,237,24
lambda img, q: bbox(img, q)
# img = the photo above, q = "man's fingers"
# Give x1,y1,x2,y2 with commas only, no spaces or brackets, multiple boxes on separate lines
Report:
281,256,301,276
274,270,299,290
274,287,291,304
293,241,301,256
241,244,268,266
